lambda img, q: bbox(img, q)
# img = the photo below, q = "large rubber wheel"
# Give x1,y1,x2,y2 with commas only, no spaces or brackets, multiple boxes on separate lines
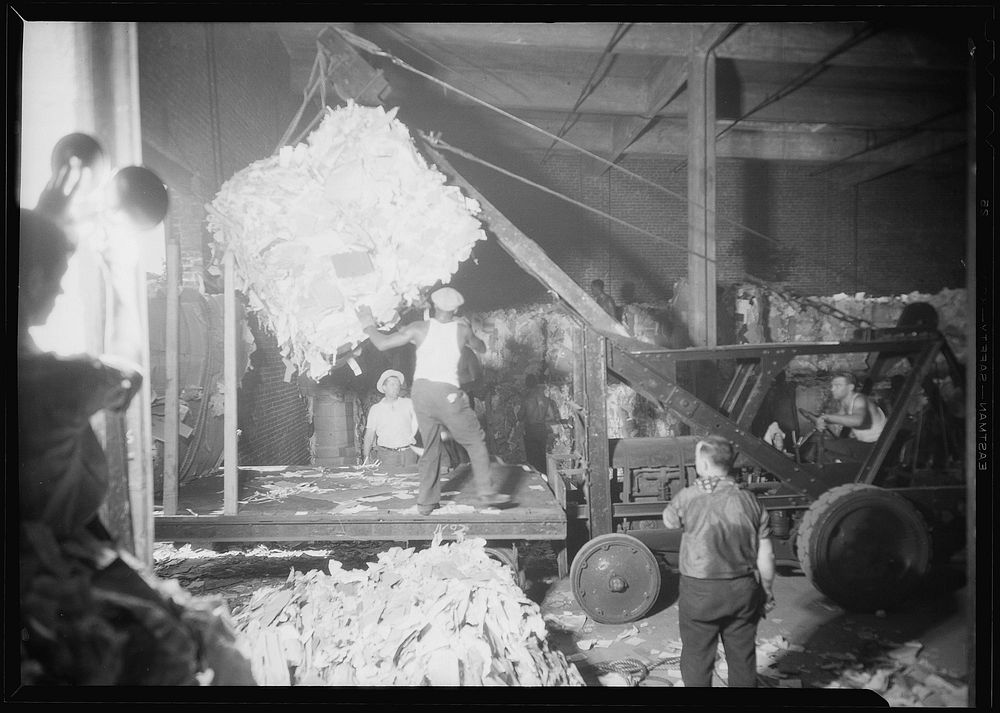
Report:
570,533,661,624
797,484,932,612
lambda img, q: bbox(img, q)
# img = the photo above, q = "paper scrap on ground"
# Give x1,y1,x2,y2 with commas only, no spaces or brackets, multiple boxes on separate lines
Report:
396,502,477,515
543,612,587,632
235,530,584,686
616,626,640,641
334,504,378,515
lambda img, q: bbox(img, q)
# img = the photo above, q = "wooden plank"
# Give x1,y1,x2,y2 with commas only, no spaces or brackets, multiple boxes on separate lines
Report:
371,22,964,69
466,108,875,162
602,52,691,167
423,65,649,115
100,412,135,553
715,23,965,70
822,130,966,185
583,329,612,537
429,71,957,130
644,55,689,117
421,144,630,339
155,518,566,543
90,21,156,565
223,247,239,515
163,238,180,515
380,22,707,56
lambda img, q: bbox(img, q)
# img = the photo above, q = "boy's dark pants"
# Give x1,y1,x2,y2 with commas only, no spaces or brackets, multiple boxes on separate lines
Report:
678,573,762,687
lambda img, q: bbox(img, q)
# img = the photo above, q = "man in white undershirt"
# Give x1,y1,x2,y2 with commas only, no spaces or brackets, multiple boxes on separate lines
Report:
358,287,513,514
362,369,419,471
809,371,887,462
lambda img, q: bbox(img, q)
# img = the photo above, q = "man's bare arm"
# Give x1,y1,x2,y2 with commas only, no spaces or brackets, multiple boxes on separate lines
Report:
818,395,870,430
364,324,418,352
357,305,420,351
460,322,486,353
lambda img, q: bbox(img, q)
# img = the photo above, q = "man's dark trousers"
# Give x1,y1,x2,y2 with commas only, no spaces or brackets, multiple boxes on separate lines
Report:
678,573,761,687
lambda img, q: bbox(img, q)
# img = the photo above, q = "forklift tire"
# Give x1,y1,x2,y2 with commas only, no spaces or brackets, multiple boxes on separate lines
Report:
796,484,932,612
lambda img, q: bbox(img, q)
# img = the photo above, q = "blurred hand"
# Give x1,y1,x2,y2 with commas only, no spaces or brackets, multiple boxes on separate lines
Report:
356,304,376,329
36,159,86,221
762,594,777,617
99,355,144,411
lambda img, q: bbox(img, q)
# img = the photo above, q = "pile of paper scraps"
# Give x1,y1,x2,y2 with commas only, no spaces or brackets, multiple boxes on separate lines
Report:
755,632,968,705
206,102,487,380
234,528,585,686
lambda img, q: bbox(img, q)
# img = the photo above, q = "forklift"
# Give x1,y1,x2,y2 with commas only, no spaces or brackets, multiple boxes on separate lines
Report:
554,311,966,623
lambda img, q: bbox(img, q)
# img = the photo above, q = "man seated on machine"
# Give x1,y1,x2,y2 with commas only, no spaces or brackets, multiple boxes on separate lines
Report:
806,372,887,463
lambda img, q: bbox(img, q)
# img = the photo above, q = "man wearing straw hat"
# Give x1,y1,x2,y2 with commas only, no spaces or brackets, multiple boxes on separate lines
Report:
358,286,514,515
362,369,419,472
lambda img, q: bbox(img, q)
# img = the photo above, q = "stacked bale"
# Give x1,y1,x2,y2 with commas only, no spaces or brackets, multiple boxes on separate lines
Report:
734,285,968,373
206,102,487,381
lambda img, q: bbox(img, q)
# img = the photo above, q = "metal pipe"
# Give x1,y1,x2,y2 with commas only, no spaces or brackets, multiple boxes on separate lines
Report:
223,246,238,515
163,236,180,515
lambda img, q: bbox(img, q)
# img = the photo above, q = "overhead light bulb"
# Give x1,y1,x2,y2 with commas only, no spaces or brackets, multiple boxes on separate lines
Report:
108,165,169,231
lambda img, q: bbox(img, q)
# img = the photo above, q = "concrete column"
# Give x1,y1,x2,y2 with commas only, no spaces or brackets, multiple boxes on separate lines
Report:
687,47,717,347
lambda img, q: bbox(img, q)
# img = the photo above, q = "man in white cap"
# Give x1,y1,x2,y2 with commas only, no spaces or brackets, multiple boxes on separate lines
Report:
362,369,419,471
357,286,513,514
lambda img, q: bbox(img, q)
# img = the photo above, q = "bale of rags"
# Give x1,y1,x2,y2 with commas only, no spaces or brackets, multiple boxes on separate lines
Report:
206,102,487,381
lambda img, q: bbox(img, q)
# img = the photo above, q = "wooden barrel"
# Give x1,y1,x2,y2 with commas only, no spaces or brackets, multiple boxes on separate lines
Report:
311,388,357,466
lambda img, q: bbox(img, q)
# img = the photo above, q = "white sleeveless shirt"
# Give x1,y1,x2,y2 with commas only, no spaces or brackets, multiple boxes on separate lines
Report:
849,393,886,443
413,318,461,387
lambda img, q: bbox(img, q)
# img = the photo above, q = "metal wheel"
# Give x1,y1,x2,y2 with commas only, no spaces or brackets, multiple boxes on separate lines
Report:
570,533,661,624
485,544,525,589
797,483,932,612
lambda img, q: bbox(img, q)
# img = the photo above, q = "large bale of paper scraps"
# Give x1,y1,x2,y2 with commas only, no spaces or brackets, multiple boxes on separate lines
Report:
235,530,585,686
206,102,487,380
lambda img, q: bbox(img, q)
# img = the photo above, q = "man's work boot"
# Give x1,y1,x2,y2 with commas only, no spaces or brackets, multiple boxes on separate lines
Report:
417,503,441,516
475,493,514,509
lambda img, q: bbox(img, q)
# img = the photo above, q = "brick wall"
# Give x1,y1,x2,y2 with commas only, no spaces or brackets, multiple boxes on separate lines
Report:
238,314,312,466
460,150,966,306
139,23,312,468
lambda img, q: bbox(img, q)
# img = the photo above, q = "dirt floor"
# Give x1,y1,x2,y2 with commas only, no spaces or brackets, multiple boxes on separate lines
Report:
153,539,973,704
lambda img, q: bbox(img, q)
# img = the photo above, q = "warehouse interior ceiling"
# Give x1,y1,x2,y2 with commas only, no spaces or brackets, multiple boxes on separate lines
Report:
257,21,972,185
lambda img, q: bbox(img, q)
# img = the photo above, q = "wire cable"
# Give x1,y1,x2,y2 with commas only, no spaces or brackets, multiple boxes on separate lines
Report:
332,25,922,299
540,22,634,163
333,26,783,250
421,132,709,260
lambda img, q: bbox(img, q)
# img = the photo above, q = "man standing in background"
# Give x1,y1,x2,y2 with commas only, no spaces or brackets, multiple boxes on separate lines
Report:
590,278,619,319
517,373,564,474
662,434,775,687
362,369,419,472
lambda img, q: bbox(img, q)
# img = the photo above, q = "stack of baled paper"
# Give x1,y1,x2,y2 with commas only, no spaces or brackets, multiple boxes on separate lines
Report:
206,102,487,381
235,533,585,686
